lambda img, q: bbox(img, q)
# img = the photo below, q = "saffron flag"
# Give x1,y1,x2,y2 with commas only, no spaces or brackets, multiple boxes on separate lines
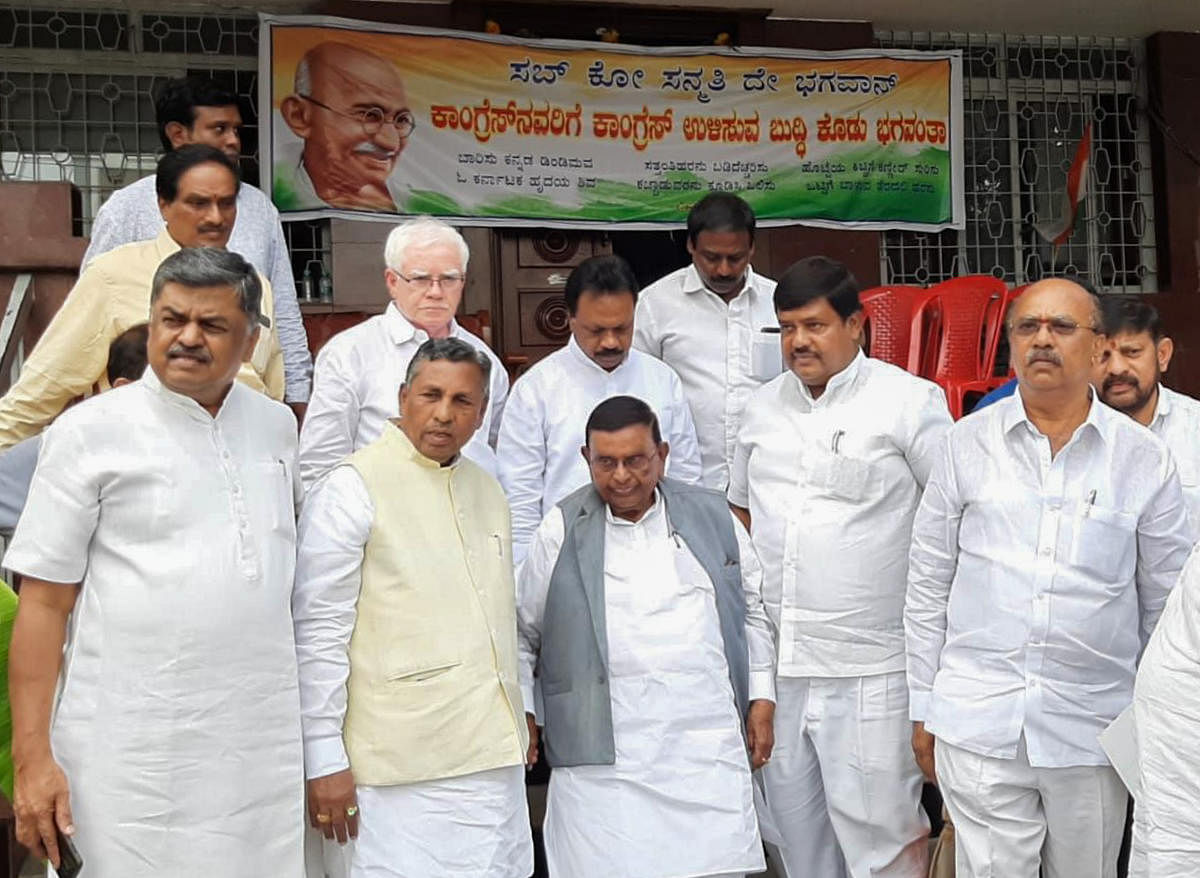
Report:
1035,122,1092,246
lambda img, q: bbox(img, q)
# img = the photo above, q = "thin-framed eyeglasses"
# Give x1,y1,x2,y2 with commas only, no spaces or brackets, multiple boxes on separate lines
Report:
589,449,660,475
394,272,465,294
1008,316,1099,338
297,95,416,139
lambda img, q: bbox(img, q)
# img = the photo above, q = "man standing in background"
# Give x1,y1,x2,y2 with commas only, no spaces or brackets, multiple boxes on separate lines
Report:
84,76,312,417
635,193,779,489
498,253,702,565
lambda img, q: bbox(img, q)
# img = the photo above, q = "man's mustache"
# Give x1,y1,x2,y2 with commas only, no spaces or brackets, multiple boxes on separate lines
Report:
168,345,211,363
1103,373,1139,392
353,142,400,160
1026,348,1062,366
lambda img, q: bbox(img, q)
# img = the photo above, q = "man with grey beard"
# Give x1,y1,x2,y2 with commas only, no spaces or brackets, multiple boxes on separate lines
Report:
906,277,1194,878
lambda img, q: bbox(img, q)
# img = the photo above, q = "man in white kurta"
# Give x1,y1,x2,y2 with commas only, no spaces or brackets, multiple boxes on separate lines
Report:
1095,294,1200,524
293,337,532,878
731,257,949,878
634,193,780,489
498,254,702,564
518,395,776,878
6,248,303,876
299,217,506,490
1131,535,1200,876
907,279,1195,878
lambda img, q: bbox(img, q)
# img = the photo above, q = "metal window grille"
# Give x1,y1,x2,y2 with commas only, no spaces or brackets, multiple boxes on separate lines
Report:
0,4,330,292
876,32,1157,293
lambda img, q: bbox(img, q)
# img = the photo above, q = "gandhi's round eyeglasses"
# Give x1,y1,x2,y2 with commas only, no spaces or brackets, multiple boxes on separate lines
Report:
298,95,416,139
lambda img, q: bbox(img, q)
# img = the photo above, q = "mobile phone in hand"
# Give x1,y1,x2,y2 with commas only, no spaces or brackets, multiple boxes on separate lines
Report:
52,828,83,878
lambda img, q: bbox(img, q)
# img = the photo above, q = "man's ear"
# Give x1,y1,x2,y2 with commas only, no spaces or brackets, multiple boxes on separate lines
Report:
279,95,312,139
658,441,670,467
1158,336,1175,375
846,311,865,345
163,121,190,149
241,325,261,362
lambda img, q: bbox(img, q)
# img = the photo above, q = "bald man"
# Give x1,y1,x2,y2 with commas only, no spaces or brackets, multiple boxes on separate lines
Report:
906,277,1194,878
276,42,412,212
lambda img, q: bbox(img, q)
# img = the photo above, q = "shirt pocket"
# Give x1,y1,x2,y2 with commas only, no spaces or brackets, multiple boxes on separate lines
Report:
808,452,876,503
750,330,784,381
1069,504,1137,582
248,459,296,538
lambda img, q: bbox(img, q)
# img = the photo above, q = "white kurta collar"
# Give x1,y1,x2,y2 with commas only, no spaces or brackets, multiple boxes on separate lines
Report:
1149,383,1170,427
383,302,462,348
1004,385,1107,446
680,263,759,303
787,349,865,407
604,489,664,528
566,335,633,377
139,366,239,423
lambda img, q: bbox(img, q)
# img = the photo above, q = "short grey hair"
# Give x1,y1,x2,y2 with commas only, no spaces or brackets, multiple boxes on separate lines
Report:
404,337,491,401
384,217,470,274
150,248,263,328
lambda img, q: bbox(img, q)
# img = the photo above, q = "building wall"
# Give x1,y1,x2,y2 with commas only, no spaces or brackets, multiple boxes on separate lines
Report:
1146,32,1200,395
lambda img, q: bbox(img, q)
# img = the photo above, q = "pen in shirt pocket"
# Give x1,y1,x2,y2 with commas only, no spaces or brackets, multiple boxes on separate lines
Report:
492,533,504,558
831,430,845,455
1083,489,1097,518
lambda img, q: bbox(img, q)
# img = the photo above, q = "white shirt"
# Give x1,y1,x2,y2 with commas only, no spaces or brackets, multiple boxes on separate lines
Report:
298,303,508,490
497,337,702,563
82,174,313,403
635,264,780,489
1149,384,1200,526
293,465,532,878
517,493,773,877
730,351,952,678
906,389,1195,767
4,370,304,875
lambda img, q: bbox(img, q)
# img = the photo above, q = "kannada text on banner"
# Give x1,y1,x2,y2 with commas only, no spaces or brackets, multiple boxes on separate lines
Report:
261,15,964,231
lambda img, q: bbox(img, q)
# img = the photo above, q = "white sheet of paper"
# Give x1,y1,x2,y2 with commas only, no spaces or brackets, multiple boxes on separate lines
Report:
1100,706,1140,797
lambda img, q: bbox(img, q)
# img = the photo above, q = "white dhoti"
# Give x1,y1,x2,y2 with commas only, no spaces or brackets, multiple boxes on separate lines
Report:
757,673,928,878
541,501,765,878
936,736,1125,878
335,766,532,878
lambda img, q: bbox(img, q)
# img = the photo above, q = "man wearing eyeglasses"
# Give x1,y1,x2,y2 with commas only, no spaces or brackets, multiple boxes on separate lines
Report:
277,41,412,212
298,217,507,491
516,395,776,878
906,277,1195,878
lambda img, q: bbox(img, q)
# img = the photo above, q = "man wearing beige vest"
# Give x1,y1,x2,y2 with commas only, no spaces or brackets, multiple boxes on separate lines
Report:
293,336,534,877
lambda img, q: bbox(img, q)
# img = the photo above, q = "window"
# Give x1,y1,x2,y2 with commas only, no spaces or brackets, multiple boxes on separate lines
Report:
0,4,328,291
876,32,1157,292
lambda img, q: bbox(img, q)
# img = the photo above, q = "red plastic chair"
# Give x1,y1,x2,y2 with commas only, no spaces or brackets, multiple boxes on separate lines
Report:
919,275,1011,418
860,285,938,372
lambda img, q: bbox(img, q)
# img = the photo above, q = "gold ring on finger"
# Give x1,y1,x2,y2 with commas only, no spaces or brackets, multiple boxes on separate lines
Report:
316,813,332,823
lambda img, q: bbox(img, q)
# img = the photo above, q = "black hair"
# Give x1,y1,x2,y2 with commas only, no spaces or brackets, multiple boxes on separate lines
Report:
564,254,639,315
686,193,756,246
151,247,262,327
1101,295,1163,341
106,323,149,384
404,337,492,400
155,144,239,204
155,77,239,152
773,256,861,320
585,395,662,446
